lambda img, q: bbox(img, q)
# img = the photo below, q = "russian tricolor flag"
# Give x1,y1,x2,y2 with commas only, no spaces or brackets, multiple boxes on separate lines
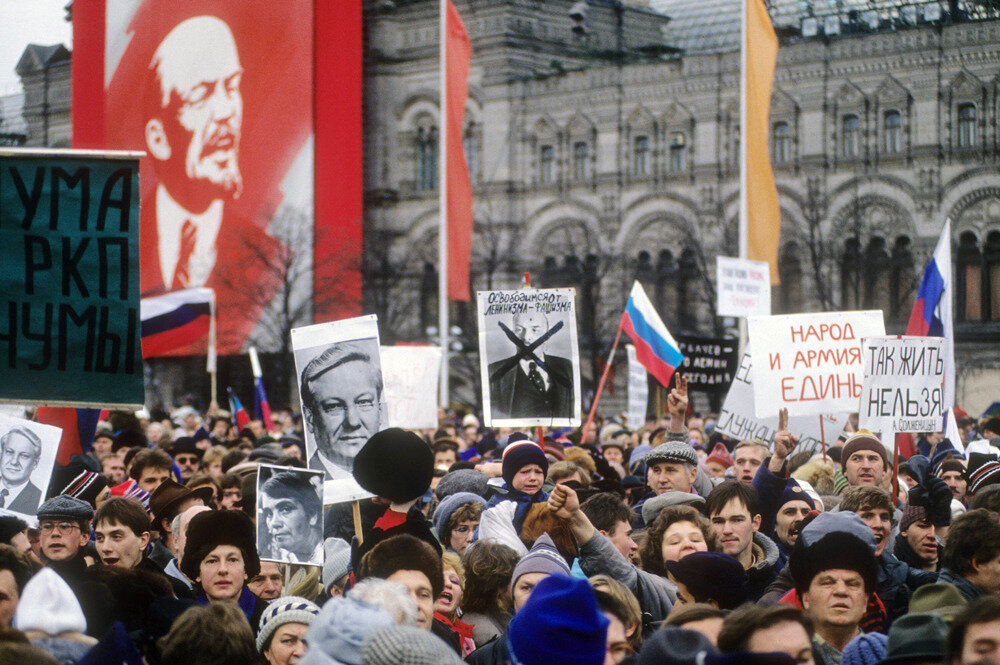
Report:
229,388,251,430
35,406,101,465
906,221,954,408
141,288,214,358
621,282,685,387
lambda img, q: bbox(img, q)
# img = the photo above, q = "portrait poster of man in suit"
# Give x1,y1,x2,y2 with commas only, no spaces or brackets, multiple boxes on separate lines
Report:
0,415,60,523
291,315,387,504
100,3,315,354
478,288,582,428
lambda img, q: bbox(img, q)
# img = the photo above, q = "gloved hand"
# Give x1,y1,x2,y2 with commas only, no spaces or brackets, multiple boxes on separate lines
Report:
925,475,953,527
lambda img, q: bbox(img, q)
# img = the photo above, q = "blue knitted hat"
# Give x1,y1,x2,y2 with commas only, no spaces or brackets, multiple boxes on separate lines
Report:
777,481,815,511
507,574,609,665
841,632,888,665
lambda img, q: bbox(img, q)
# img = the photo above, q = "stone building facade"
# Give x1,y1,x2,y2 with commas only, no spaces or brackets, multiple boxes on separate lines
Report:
363,0,1000,415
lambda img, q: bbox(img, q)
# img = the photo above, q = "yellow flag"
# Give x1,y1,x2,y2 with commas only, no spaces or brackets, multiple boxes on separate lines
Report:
744,0,780,285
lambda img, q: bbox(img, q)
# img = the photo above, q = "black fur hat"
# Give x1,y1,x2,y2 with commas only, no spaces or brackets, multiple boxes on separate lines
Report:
357,533,444,599
352,428,434,503
181,509,260,581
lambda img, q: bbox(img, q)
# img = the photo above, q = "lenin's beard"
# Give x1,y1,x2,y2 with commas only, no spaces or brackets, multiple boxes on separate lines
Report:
154,101,242,215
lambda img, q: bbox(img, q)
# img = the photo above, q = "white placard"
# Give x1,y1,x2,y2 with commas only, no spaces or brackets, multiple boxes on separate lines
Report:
381,346,443,430
0,414,62,525
477,288,582,428
716,256,772,318
747,310,885,418
859,336,946,434
626,345,648,429
291,314,386,504
256,463,325,565
716,352,847,456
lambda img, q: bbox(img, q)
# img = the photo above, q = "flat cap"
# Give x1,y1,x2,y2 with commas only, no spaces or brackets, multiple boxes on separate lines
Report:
644,441,698,468
36,495,94,522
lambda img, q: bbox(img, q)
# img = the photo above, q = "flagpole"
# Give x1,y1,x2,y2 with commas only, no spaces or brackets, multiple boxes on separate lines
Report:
738,0,749,355
582,316,625,442
438,0,450,410
207,290,218,410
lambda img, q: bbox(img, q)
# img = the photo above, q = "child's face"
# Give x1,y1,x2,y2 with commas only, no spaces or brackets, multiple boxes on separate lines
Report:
512,464,545,495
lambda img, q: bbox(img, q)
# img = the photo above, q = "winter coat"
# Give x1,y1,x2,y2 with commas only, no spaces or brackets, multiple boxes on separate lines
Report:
746,532,782,601
938,568,983,601
877,551,938,624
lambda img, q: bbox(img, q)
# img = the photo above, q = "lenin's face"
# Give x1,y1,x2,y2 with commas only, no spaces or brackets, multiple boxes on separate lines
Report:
1,433,39,486
306,359,381,467
513,312,548,347
148,17,243,204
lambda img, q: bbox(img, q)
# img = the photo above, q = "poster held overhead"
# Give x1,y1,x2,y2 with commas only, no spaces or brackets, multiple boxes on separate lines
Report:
747,310,885,418
381,346,443,430
291,315,386,504
716,257,772,318
477,288,581,428
256,463,325,566
675,336,740,393
626,345,648,429
0,414,61,524
859,336,946,435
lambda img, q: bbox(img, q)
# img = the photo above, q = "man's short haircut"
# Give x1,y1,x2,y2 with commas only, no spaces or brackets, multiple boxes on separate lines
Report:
594,588,631,629
734,440,768,456
220,450,247,474
664,603,728,627
129,448,174,481
260,471,321,522
186,473,221,496
432,439,461,454
94,497,151,536
0,516,27,545
548,460,591,485
0,427,41,461
717,604,814,653
300,341,382,416
0,544,32,594
840,485,894,517
219,472,242,491
706,479,762,518
941,509,1000,577
581,492,634,534
158,601,256,665
948,595,1000,662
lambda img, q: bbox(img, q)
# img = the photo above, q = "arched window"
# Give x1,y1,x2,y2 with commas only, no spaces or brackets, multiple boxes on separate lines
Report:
540,144,555,184
958,104,977,149
655,250,678,322
986,230,1000,321
669,132,686,171
883,111,902,154
957,231,982,322
863,237,891,312
842,114,861,158
573,141,589,180
773,122,791,163
841,237,863,308
634,135,650,176
416,125,437,191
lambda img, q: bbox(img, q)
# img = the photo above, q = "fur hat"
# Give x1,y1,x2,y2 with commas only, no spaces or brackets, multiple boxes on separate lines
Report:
841,432,888,471
789,512,877,597
181,509,260,581
357,534,444,599
792,459,838,495
664,552,750,610
507,575,608,665
435,469,490,500
352,428,434,503
256,596,320,652
501,440,549,486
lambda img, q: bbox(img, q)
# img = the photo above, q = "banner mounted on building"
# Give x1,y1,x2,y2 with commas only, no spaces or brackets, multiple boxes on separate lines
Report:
0,149,144,408
625,345,648,429
381,346,442,430
747,310,885,418
676,335,739,393
858,336,946,435
477,288,582,428
71,0,363,354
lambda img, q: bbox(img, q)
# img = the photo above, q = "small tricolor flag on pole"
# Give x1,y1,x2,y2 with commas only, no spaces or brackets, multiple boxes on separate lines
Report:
228,388,250,430
621,282,685,387
140,288,215,358
907,220,955,409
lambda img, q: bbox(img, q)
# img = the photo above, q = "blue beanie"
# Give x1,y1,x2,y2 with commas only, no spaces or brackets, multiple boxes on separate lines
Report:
841,632,888,665
431,491,486,543
507,574,608,665
778,481,815,511
502,440,549,485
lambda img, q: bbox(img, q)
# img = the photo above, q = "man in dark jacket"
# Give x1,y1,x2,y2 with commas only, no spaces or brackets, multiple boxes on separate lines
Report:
705,480,781,600
939,508,1000,601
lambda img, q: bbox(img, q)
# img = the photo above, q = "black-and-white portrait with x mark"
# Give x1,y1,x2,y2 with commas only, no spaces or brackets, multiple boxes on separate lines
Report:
478,288,581,428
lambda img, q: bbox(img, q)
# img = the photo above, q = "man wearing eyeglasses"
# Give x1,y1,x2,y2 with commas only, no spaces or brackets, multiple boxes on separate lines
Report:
35,495,113,638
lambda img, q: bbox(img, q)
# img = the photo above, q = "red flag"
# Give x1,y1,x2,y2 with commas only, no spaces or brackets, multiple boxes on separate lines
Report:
446,0,473,301
35,407,101,466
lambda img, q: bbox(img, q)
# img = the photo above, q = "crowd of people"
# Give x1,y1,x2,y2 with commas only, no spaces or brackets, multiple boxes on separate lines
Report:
1,378,1000,665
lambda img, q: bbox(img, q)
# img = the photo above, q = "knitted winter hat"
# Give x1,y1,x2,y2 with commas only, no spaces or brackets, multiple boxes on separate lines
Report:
257,595,321,652
777,481,816,511
432,492,487,543
323,537,353,592
664,552,750,610
298,595,395,665
507,574,609,665
48,464,109,508
841,432,888,471
502,440,549,485
108,479,152,512
968,460,1000,495
705,442,733,469
937,459,966,478
13,567,87,635
636,626,717,665
357,533,444,599
900,503,928,532
510,533,571,592
353,428,435,504
841,632,888,665
181,509,260,581
435,469,490,500
644,441,698,468
361,624,463,665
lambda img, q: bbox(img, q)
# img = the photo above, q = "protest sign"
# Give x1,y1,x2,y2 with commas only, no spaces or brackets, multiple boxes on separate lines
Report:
0,414,61,524
0,149,144,408
676,335,739,393
716,352,847,457
626,345,648,428
477,288,581,428
747,310,885,418
256,463,325,566
716,256,771,317
381,346,443,430
291,314,385,504
859,336,946,434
